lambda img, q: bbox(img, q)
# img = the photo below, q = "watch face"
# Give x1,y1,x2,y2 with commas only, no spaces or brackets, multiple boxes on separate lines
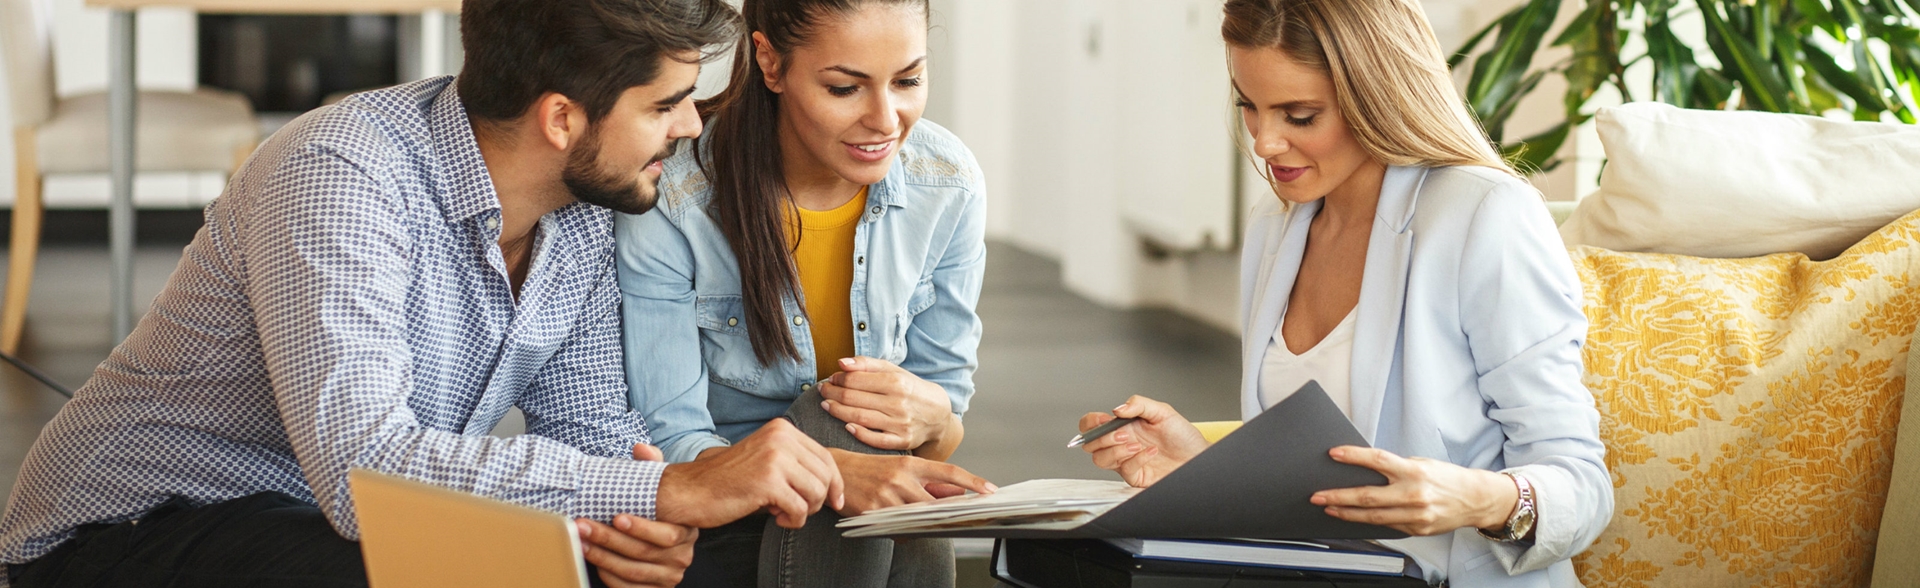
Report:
1512,507,1536,539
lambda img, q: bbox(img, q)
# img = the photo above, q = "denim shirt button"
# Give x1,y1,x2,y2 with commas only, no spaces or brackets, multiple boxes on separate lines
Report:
857,321,868,331
727,317,738,327
856,256,865,265
801,383,813,392
870,206,883,216
792,315,805,326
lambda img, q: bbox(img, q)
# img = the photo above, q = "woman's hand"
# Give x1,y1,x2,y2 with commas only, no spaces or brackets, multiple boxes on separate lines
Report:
1311,446,1520,537
821,357,959,455
830,449,997,516
1077,395,1211,488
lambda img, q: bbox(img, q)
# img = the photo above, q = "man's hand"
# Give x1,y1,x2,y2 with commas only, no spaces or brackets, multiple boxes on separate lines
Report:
831,449,996,516
821,357,957,455
655,418,845,529
576,514,696,588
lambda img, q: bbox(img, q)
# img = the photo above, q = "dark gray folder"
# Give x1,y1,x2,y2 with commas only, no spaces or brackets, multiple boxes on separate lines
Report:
882,381,1407,540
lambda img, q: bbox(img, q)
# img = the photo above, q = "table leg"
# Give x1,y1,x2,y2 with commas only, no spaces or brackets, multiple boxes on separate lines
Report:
108,10,137,342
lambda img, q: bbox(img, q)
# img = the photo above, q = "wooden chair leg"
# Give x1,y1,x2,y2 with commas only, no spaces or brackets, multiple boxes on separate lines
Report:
4,126,43,356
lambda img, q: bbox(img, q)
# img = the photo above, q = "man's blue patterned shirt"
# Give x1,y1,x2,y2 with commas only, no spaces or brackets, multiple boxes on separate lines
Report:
0,77,665,568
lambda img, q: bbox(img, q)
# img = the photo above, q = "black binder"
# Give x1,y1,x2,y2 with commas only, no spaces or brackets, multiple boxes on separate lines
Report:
874,382,1406,540
991,538,1430,588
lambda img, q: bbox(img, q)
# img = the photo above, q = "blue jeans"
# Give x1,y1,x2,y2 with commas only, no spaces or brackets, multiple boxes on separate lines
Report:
680,389,955,588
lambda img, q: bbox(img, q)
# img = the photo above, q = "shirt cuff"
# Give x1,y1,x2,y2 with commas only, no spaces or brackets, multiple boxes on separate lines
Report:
570,455,669,521
661,433,733,464
1486,464,1579,575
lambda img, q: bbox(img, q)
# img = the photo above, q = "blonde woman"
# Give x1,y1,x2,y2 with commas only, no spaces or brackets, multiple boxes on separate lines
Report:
1076,0,1612,585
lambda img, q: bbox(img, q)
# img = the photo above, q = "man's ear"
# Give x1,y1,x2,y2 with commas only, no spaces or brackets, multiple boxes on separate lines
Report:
752,31,784,94
533,92,586,152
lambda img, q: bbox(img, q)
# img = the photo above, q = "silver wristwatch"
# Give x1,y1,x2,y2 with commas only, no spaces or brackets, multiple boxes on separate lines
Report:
1479,472,1535,543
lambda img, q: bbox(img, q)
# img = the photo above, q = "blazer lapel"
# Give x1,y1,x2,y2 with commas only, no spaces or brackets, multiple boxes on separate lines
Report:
1348,166,1426,443
1242,200,1319,420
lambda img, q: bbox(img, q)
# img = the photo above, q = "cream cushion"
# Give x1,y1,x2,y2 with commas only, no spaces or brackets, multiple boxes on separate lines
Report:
1874,337,1920,587
35,88,258,174
1559,102,1920,260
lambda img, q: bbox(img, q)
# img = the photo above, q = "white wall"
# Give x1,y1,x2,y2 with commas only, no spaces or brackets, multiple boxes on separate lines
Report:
929,0,1592,333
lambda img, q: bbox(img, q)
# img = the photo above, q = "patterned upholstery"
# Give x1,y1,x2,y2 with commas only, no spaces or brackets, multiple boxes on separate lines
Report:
1569,209,1920,586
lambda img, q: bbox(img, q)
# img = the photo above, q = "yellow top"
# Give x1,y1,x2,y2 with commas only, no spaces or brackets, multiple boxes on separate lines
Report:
789,187,868,380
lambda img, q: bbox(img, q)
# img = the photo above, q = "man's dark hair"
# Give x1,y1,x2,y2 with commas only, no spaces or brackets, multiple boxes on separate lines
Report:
459,0,738,125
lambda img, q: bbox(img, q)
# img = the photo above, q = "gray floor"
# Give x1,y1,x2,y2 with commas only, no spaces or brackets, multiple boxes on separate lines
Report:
0,239,1243,583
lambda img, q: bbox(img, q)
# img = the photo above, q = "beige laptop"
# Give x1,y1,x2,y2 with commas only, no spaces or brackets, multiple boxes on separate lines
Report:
349,469,587,588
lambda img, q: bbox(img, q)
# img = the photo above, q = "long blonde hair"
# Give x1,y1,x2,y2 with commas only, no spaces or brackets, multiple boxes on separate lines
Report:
1222,0,1516,177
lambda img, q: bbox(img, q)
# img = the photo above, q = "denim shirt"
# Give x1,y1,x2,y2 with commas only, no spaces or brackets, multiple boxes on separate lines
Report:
615,120,987,463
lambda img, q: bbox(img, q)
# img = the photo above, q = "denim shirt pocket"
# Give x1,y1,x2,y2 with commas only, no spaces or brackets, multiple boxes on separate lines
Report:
695,295,764,389
885,278,937,363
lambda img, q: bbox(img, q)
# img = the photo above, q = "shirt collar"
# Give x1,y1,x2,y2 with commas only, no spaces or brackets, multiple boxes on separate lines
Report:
427,79,505,225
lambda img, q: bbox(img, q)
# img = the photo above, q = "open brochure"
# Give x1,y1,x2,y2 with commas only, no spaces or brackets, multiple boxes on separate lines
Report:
840,479,1140,537
836,382,1407,540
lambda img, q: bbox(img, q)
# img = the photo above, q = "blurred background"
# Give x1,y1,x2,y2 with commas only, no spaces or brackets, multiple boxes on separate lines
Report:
0,0,1584,486
0,0,1913,580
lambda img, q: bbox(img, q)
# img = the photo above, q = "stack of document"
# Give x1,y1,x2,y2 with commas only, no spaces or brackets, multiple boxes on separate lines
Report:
1102,537,1409,575
838,479,1140,538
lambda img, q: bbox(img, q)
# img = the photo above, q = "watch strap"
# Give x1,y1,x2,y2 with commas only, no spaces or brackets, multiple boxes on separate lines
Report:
1478,472,1534,542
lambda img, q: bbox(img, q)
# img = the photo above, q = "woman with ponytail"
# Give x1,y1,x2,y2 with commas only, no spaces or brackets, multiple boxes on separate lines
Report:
613,0,991,585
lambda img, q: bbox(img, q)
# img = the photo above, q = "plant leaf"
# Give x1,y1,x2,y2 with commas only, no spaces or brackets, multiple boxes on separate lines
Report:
1698,0,1799,112
1693,68,1740,109
1802,37,1889,110
1501,121,1574,174
1449,10,1509,70
1466,0,1564,124
1646,17,1701,105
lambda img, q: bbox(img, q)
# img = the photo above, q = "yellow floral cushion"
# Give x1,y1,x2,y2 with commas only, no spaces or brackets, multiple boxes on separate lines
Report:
1569,209,1920,587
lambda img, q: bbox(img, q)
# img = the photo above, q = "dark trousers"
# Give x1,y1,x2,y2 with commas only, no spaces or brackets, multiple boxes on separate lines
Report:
8,492,367,588
678,389,955,588
10,492,625,588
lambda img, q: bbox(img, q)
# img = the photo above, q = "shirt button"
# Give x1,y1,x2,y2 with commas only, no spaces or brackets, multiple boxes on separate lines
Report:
856,256,865,265
793,315,805,326
870,206,882,216
484,216,500,230
727,317,738,327
801,383,813,392
857,321,868,331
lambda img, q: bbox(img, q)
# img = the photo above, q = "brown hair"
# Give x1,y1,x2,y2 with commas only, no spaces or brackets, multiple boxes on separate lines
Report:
1221,0,1515,178
458,0,738,126
697,0,927,365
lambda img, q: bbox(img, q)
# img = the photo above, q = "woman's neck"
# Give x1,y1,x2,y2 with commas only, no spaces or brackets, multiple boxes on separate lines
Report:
1315,159,1388,230
778,115,865,211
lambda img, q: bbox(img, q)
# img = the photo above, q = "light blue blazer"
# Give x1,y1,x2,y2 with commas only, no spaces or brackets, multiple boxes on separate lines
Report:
1239,165,1611,587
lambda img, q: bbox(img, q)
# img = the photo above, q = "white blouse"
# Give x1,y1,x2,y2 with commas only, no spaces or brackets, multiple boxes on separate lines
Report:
1258,307,1357,418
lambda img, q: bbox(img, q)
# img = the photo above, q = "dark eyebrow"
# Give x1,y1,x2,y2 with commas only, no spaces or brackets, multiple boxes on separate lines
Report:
654,84,698,107
895,57,926,76
823,57,928,80
1228,82,1324,110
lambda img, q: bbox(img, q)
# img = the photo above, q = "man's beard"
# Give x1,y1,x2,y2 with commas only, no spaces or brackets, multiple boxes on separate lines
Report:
563,128,675,216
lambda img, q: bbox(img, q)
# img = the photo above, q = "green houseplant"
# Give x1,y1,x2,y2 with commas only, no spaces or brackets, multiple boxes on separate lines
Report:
1454,0,1920,173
